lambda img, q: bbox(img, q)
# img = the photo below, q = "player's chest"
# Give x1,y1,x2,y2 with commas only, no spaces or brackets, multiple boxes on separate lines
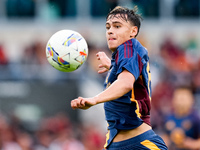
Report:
104,64,118,88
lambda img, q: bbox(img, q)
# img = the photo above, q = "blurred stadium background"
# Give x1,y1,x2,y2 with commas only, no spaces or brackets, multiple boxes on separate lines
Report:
0,0,200,150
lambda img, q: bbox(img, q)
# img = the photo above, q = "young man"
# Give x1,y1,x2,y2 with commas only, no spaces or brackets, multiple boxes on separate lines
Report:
71,6,168,149
163,87,200,149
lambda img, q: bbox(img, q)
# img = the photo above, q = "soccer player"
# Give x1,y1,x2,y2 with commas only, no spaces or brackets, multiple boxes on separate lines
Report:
71,6,168,149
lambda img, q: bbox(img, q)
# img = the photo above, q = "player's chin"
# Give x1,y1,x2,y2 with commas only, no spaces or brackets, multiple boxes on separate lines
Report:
108,41,117,49
108,45,117,52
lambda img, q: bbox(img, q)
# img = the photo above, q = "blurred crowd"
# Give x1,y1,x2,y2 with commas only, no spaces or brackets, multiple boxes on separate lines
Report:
0,112,105,150
149,35,200,149
150,35,200,118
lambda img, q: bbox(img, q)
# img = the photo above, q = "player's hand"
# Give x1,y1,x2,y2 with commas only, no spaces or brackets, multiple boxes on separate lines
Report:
71,97,97,110
96,52,111,74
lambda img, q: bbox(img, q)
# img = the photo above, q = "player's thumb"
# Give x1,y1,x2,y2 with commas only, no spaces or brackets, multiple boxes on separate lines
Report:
80,99,85,106
98,64,103,68
98,68,108,74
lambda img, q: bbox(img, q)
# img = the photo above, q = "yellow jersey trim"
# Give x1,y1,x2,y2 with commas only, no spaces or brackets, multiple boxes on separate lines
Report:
131,89,141,118
141,140,161,150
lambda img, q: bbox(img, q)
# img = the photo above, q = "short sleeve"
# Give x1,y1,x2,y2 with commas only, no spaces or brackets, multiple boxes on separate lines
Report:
116,57,140,80
116,47,143,80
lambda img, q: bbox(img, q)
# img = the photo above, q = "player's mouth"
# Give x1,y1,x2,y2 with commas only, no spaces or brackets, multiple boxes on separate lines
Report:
108,38,116,41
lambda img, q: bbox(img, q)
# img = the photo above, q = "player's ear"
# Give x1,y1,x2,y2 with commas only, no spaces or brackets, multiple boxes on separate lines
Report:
130,26,138,38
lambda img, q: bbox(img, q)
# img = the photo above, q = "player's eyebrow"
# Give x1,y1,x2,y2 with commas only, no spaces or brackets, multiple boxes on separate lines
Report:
112,21,123,25
106,21,123,26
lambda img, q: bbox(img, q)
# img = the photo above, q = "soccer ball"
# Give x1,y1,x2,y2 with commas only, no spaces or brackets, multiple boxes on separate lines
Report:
46,30,88,72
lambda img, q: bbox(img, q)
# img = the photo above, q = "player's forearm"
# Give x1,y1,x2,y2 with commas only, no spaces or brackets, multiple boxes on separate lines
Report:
94,78,133,104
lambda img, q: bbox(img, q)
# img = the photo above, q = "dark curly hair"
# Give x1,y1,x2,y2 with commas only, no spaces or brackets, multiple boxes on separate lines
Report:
106,6,143,37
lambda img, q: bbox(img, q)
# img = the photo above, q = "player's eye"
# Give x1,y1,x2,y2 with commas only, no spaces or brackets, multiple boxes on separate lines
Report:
106,26,110,30
115,25,121,28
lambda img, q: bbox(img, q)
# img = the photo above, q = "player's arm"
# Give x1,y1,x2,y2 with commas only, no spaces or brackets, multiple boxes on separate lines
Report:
71,69,135,109
96,52,111,74
95,69,135,103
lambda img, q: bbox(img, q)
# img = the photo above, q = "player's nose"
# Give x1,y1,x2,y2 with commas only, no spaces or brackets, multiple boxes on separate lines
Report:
107,27,114,35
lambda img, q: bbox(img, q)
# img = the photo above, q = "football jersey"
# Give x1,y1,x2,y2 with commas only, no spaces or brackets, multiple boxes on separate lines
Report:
104,38,152,148
164,111,200,149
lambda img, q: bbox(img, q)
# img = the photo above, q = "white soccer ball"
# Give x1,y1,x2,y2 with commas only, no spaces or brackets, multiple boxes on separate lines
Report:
46,30,88,72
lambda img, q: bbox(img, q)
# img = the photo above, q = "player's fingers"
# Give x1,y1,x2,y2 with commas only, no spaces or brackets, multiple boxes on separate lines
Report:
96,55,100,60
77,97,86,108
96,52,100,60
72,97,82,107
96,52,105,60
96,51,103,56
78,96,83,99
76,98,82,108
96,52,99,56
98,64,104,68
98,68,108,74
80,99,85,107
71,99,78,109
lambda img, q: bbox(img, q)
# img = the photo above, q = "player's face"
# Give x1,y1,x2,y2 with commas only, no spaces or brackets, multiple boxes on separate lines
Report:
106,14,137,52
172,89,194,115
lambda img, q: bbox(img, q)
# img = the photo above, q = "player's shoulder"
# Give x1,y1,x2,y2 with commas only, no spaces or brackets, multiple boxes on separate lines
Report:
117,39,133,52
133,39,149,63
116,38,148,61
189,110,200,121
134,39,148,54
